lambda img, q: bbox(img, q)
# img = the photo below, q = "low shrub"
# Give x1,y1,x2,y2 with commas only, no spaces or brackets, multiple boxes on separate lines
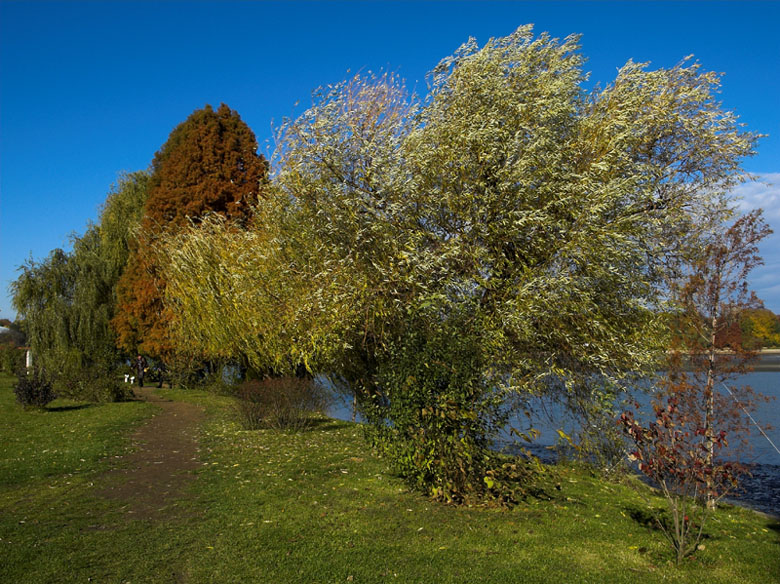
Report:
235,376,328,431
198,361,243,395
14,368,55,409
59,366,134,403
364,324,515,504
160,356,239,392
0,343,25,374
620,394,744,564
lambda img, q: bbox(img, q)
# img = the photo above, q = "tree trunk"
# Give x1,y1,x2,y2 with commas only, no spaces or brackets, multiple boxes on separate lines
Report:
704,313,717,509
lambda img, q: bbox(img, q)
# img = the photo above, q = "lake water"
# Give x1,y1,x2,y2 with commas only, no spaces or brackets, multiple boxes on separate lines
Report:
697,368,779,516
510,368,780,516
324,356,780,515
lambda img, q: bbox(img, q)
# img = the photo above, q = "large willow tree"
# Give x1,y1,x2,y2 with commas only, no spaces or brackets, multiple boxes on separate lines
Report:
159,27,758,500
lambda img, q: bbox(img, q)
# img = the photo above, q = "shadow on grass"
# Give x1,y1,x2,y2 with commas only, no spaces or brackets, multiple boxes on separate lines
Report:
236,418,348,434
626,504,661,530
305,418,348,432
268,418,346,433
625,504,731,546
46,403,93,413
767,519,780,538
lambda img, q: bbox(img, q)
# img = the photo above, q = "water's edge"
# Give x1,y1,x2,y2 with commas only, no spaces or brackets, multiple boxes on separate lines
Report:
324,357,780,516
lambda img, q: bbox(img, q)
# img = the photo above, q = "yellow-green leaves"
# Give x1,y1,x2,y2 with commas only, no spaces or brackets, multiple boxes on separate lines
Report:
155,26,757,500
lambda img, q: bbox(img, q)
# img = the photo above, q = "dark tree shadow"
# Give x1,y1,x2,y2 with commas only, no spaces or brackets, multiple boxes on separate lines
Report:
303,418,347,432
625,504,661,530
766,518,780,537
241,418,349,434
46,404,93,412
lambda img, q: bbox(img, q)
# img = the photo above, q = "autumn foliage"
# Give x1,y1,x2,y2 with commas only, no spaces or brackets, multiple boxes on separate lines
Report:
741,308,780,348
112,104,267,358
143,103,267,229
620,397,742,564
620,210,772,562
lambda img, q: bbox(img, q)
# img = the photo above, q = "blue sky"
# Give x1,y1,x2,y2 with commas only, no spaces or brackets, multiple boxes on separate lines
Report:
1,1,779,319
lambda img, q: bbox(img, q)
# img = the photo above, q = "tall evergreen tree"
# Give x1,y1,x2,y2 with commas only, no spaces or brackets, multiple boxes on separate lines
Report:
112,104,267,359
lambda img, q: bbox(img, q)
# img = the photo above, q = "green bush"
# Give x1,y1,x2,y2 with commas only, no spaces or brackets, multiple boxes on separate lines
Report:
0,343,25,374
14,369,55,409
365,323,518,504
58,365,134,403
235,376,327,431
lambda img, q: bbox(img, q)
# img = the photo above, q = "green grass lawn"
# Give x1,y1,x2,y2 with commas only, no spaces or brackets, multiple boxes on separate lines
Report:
0,374,777,583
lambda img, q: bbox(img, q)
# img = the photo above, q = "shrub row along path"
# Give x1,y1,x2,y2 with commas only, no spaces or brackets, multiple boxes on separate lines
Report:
98,387,205,519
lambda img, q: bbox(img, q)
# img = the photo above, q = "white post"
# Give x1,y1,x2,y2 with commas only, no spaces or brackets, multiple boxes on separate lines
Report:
25,349,32,370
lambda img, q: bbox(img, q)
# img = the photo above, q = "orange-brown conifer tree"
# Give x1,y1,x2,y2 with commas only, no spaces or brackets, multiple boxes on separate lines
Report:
112,104,267,359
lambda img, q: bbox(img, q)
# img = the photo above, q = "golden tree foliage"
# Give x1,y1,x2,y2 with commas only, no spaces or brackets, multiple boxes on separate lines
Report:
160,25,759,388
742,308,780,347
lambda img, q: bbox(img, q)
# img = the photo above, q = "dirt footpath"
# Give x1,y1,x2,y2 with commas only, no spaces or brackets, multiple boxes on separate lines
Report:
99,387,205,519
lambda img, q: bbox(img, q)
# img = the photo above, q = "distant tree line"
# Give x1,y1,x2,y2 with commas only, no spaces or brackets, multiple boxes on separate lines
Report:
724,308,780,348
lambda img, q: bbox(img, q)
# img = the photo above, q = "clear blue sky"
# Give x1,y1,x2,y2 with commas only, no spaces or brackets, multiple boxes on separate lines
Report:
2,1,779,319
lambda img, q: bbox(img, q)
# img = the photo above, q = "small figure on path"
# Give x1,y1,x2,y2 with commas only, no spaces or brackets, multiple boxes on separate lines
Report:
135,355,148,387
155,361,167,389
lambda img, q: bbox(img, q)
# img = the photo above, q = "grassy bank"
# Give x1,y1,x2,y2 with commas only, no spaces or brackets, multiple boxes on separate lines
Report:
0,375,777,583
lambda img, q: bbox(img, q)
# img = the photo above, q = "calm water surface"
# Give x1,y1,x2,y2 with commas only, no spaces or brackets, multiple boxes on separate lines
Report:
707,368,778,515
496,366,779,515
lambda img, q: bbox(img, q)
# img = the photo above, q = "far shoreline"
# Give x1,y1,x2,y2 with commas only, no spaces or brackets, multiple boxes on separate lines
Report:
671,349,780,372
752,349,780,372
